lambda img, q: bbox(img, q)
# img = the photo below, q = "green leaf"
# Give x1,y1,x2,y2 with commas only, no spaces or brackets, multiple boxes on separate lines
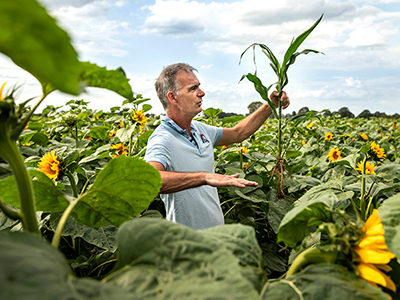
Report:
220,115,245,124
50,213,118,252
0,231,131,299
89,126,109,140
203,107,223,118
80,62,133,100
378,193,400,258
262,263,388,300
0,0,80,95
282,14,324,69
243,73,277,117
73,156,162,228
201,224,265,291
285,150,302,159
116,127,135,143
277,194,335,247
105,219,259,299
30,132,49,146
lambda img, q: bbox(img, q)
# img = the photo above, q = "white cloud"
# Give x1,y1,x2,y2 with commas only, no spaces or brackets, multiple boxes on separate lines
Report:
38,0,131,58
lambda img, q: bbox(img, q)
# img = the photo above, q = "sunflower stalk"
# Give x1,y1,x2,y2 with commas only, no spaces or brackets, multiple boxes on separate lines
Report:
360,156,367,221
0,126,39,234
52,198,79,248
65,170,78,198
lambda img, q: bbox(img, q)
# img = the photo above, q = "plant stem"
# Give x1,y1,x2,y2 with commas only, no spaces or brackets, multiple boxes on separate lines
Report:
0,130,39,234
360,157,367,221
66,171,78,198
52,198,78,248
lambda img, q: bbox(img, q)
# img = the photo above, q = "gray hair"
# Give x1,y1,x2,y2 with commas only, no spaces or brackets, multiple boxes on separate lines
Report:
155,63,198,110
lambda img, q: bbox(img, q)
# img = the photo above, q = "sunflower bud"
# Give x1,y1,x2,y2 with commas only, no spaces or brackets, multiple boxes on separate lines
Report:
63,112,78,128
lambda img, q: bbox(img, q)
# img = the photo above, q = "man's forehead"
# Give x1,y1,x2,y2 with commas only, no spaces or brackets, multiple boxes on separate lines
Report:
177,70,200,86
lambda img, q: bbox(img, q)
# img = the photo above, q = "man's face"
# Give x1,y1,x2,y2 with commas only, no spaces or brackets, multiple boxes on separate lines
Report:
173,70,205,117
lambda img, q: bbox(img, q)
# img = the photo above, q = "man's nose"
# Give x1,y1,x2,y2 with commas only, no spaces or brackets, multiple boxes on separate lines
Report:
198,88,205,97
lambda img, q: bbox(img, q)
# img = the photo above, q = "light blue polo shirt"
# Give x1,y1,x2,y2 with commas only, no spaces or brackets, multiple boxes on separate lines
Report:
144,116,224,230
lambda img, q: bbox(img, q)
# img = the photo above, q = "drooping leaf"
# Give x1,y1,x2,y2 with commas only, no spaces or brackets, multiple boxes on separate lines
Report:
73,156,162,228
277,194,336,248
0,0,80,95
80,62,133,100
50,213,118,252
262,263,388,300
105,219,259,299
0,231,131,299
88,126,109,140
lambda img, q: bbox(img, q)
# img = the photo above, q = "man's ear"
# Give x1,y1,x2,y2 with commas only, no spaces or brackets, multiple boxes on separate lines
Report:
167,91,177,105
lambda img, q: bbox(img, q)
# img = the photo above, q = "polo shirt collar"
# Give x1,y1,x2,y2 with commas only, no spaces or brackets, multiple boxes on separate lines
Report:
161,115,197,135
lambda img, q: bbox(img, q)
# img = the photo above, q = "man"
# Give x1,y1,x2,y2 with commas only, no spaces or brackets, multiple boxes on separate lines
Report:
145,63,289,230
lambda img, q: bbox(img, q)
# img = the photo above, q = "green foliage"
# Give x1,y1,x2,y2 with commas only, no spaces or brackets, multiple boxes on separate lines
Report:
105,218,260,298
80,62,134,100
0,0,80,95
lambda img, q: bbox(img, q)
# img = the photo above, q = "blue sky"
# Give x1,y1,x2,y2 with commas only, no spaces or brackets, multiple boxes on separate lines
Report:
1,0,400,116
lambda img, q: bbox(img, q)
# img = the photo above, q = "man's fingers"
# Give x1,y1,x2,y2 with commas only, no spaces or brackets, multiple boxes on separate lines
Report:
230,173,240,178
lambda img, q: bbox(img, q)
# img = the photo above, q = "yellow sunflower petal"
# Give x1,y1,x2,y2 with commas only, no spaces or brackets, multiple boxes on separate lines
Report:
357,262,397,292
354,246,396,265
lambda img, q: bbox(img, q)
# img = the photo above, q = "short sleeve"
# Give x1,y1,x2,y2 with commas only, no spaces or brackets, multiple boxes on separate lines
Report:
194,121,223,146
144,133,172,170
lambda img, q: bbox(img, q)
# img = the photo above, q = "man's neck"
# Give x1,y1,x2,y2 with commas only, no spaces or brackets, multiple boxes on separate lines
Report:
166,112,194,136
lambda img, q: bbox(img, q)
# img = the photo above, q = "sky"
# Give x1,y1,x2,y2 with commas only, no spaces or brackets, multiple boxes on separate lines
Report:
1,0,400,117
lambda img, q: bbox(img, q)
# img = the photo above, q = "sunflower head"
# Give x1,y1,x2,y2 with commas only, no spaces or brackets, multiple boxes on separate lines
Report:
0,82,7,101
242,146,249,154
38,150,63,181
108,130,117,139
393,123,397,129
369,141,386,160
360,133,368,141
306,122,314,129
325,132,333,141
110,143,128,158
356,161,376,175
63,112,78,128
328,147,342,162
301,140,306,146
353,209,396,292
132,109,147,126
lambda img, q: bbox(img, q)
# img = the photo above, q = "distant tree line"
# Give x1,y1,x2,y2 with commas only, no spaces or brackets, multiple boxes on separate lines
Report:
245,101,399,119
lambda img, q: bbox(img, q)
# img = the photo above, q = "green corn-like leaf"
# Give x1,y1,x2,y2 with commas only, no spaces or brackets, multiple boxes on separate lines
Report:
242,73,277,118
282,14,324,69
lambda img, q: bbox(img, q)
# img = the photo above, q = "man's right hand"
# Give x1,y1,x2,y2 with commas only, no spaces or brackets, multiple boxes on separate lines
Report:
204,173,258,188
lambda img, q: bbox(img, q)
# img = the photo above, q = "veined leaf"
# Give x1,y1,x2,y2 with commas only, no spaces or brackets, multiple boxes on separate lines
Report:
73,156,162,228
0,0,80,95
80,62,134,100
277,194,335,248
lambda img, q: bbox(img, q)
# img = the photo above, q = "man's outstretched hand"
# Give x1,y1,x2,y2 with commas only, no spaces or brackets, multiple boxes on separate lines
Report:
204,173,258,188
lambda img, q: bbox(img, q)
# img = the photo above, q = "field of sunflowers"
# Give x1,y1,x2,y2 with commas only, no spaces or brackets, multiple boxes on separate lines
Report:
1,1,400,299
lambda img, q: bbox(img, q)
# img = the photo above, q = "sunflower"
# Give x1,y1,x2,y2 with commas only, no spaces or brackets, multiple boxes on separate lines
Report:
242,162,249,171
132,109,147,126
328,147,342,162
353,210,396,292
242,147,249,154
111,143,128,158
356,161,376,175
370,141,386,160
306,122,314,129
38,151,61,181
325,132,333,141
108,130,117,139
393,123,397,129
360,133,368,141
221,145,228,150
301,140,306,146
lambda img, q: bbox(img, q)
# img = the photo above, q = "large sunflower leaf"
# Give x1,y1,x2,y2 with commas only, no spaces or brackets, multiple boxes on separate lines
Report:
104,219,259,299
277,194,336,248
0,0,80,95
378,193,400,258
262,263,388,300
0,231,131,299
74,156,162,228
80,62,134,100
